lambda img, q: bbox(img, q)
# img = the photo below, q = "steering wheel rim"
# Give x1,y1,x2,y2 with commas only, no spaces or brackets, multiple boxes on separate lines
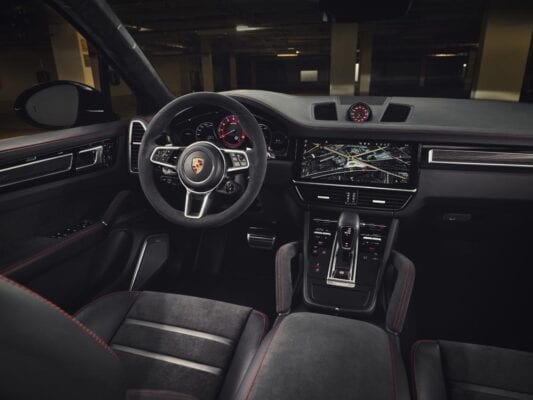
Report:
138,92,268,229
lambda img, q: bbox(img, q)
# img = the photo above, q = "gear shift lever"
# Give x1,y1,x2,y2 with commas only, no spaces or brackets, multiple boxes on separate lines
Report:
327,211,360,287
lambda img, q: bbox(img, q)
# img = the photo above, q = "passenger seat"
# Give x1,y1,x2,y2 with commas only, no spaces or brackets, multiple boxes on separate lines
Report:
411,340,533,400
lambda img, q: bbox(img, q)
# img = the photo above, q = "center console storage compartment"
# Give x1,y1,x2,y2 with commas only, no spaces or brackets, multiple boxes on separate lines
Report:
236,312,410,400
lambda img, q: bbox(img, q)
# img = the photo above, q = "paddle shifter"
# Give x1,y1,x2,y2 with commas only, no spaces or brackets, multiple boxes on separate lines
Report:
326,211,360,288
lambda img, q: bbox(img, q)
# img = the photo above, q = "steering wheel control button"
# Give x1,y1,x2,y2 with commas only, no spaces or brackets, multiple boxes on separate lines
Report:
153,149,172,163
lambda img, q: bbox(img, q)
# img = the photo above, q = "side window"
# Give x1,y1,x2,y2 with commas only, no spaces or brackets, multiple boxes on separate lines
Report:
0,0,136,140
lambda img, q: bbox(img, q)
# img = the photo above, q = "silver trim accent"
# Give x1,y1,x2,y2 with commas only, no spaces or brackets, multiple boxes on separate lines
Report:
246,232,276,250
0,153,73,188
129,239,149,290
129,119,147,174
149,146,184,170
312,231,332,237
111,345,222,375
326,230,358,288
428,148,533,168
293,179,417,193
183,190,212,219
76,145,103,171
124,318,233,345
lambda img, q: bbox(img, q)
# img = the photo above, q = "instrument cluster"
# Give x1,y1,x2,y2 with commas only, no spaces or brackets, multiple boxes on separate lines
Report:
167,108,289,158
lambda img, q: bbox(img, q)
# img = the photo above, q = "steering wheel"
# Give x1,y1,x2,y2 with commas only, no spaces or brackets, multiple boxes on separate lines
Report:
138,92,268,228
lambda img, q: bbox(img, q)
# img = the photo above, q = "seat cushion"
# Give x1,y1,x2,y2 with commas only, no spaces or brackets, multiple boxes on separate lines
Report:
411,340,533,400
76,291,269,400
236,312,410,400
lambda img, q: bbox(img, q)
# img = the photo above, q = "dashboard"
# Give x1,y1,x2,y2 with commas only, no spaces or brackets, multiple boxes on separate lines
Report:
126,90,533,216
165,106,290,158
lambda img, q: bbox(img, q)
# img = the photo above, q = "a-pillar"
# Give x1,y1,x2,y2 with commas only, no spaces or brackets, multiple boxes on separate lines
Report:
330,23,358,96
48,16,95,87
201,39,215,92
471,1,533,101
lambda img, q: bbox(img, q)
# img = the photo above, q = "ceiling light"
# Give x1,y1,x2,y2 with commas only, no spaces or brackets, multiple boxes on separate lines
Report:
125,24,153,32
276,53,298,57
429,52,465,58
236,25,266,32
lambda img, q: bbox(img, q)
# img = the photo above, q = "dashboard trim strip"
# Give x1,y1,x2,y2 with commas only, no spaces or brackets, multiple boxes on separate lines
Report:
428,149,533,168
292,179,417,193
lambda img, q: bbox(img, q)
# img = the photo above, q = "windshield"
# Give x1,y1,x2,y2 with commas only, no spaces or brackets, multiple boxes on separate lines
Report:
108,0,533,102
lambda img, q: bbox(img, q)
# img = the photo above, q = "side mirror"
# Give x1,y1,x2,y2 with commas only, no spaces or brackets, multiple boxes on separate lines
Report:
14,81,115,130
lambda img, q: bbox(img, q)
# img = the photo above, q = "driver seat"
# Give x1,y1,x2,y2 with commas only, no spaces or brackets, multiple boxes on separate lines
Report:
0,275,268,400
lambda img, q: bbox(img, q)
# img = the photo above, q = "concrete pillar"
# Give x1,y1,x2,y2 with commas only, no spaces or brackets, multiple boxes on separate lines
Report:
229,53,237,90
200,39,215,92
330,23,358,96
358,27,373,95
471,1,533,101
48,19,95,87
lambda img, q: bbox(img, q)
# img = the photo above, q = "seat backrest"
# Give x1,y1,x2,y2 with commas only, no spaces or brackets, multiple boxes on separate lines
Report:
411,340,533,400
0,275,125,400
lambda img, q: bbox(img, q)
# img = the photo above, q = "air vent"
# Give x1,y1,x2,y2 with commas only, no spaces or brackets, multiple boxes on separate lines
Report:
314,102,337,120
356,189,411,210
129,120,146,173
381,103,411,122
296,184,412,211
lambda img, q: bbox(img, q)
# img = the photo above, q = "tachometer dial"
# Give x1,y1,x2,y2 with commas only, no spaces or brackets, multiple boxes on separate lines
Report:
218,115,246,148
195,122,217,142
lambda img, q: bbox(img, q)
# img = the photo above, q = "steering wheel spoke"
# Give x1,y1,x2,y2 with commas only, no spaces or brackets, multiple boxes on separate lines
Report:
150,146,184,170
184,189,212,219
222,148,250,173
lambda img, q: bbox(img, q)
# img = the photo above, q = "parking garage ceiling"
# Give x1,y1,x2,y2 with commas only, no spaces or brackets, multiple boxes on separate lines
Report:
0,0,484,58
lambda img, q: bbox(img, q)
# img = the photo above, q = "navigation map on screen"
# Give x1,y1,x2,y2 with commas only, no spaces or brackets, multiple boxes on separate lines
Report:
299,141,413,186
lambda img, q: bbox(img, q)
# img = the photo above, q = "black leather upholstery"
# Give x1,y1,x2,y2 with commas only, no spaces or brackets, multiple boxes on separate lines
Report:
0,275,125,400
76,291,269,400
235,312,411,400
411,340,533,400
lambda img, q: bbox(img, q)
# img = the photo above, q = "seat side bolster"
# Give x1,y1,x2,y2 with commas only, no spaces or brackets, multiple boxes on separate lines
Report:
218,309,269,400
76,291,141,342
411,340,448,400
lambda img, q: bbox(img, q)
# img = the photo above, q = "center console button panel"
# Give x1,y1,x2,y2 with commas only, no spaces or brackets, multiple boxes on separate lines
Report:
304,212,396,314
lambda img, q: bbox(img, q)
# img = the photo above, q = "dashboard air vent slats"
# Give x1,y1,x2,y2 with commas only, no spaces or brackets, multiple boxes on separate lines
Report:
381,104,411,122
129,120,146,173
296,184,411,211
356,190,411,210
131,122,146,143
313,102,338,120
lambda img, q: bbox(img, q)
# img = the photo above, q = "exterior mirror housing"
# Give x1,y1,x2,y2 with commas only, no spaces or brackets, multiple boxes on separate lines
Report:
14,81,115,129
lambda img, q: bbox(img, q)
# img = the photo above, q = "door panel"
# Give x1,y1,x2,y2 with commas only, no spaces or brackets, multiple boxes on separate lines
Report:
0,120,136,309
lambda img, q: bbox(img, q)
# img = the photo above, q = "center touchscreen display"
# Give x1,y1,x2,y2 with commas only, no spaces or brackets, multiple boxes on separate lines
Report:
298,140,415,187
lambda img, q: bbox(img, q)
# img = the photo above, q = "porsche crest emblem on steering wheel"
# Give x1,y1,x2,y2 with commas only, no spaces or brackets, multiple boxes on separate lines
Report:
191,157,205,174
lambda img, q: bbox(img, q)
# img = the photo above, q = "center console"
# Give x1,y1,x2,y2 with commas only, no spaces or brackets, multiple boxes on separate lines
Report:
304,211,397,314
293,138,417,314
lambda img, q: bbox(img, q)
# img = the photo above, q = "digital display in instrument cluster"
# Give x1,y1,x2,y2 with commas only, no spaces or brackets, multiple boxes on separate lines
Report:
299,140,415,188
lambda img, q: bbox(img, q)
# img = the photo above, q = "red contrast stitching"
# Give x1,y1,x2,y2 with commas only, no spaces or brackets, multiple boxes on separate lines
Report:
275,246,283,312
0,274,118,360
127,389,198,400
388,335,399,400
244,319,284,400
393,260,414,332
410,340,436,400
1,223,104,276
